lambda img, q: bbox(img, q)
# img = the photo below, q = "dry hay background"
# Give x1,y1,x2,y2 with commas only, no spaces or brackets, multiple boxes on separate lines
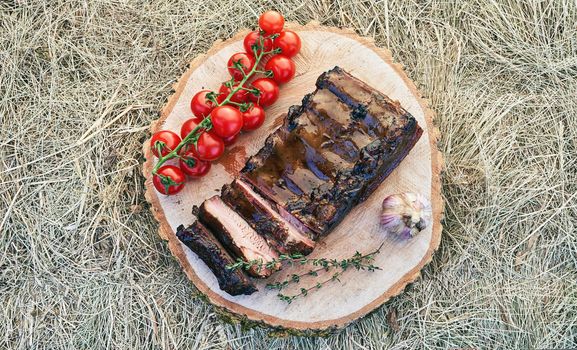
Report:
1,0,576,348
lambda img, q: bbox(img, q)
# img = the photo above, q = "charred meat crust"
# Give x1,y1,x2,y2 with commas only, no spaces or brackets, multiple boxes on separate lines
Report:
241,66,423,237
286,123,422,234
176,222,257,296
240,95,314,174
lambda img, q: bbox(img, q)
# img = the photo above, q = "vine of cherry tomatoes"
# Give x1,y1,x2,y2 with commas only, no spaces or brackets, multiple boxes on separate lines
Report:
150,10,301,195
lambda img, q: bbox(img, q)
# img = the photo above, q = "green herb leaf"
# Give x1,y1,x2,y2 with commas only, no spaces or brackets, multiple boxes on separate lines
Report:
182,157,196,168
233,241,384,304
154,140,166,155
206,91,219,104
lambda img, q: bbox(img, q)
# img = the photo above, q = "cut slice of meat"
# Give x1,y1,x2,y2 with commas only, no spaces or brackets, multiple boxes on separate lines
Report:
221,179,315,255
198,196,280,278
241,66,423,237
176,221,257,296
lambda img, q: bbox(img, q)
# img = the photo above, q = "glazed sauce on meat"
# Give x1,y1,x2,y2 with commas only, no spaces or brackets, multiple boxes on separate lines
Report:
242,82,400,208
244,124,338,206
241,67,421,236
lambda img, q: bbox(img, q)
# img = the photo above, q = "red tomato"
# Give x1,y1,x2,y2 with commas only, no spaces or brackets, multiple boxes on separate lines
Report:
180,118,202,139
265,55,295,84
210,105,243,138
242,104,266,131
150,130,181,157
221,133,238,145
248,78,279,107
258,11,284,34
153,165,185,195
227,53,255,81
190,90,216,118
243,31,273,55
273,30,301,57
179,148,211,178
195,131,224,161
217,82,249,104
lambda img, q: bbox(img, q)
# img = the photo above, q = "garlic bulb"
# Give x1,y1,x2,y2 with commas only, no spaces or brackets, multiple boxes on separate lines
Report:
380,193,432,239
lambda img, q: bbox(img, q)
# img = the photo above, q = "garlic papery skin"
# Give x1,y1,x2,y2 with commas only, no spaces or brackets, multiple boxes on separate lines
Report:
380,193,432,239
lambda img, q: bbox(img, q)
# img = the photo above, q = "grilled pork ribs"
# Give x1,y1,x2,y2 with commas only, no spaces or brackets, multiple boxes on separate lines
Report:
176,67,423,296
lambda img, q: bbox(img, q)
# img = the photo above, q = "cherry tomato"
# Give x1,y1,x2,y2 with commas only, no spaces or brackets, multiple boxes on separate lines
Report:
258,10,284,34
274,30,301,58
243,31,273,55
210,105,243,139
248,78,279,107
190,90,216,118
195,131,225,161
179,148,211,178
150,130,181,157
242,104,266,131
153,165,185,195
180,118,203,139
227,52,255,81
217,82,249,104
221,133,238,146
265,55,295,84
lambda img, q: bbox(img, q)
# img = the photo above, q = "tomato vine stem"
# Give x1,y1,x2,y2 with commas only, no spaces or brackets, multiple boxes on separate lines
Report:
152,35,274,175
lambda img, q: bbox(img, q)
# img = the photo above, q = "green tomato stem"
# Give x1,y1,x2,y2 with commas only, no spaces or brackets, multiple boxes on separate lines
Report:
152,34,274,176
152,118,211,174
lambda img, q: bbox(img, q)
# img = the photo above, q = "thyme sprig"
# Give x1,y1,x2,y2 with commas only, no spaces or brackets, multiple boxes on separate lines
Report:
226,252,308,272
226,242,384,304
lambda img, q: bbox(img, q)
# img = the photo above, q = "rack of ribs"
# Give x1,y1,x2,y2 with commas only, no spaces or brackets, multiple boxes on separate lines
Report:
176,67,423,296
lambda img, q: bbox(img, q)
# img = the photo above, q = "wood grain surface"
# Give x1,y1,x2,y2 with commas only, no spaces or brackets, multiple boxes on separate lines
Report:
142,22,443,331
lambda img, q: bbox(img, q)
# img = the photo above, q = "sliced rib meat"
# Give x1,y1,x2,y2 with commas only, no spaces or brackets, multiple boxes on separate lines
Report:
176,221,257,296
221,179,315,255
198,196,280,278
180,67,423,296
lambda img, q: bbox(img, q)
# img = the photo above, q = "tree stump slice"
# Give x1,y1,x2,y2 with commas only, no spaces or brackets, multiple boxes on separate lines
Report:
143,22,443,332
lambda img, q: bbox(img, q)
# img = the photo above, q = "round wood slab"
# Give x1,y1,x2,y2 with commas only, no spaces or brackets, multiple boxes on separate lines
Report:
143,22,443,332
